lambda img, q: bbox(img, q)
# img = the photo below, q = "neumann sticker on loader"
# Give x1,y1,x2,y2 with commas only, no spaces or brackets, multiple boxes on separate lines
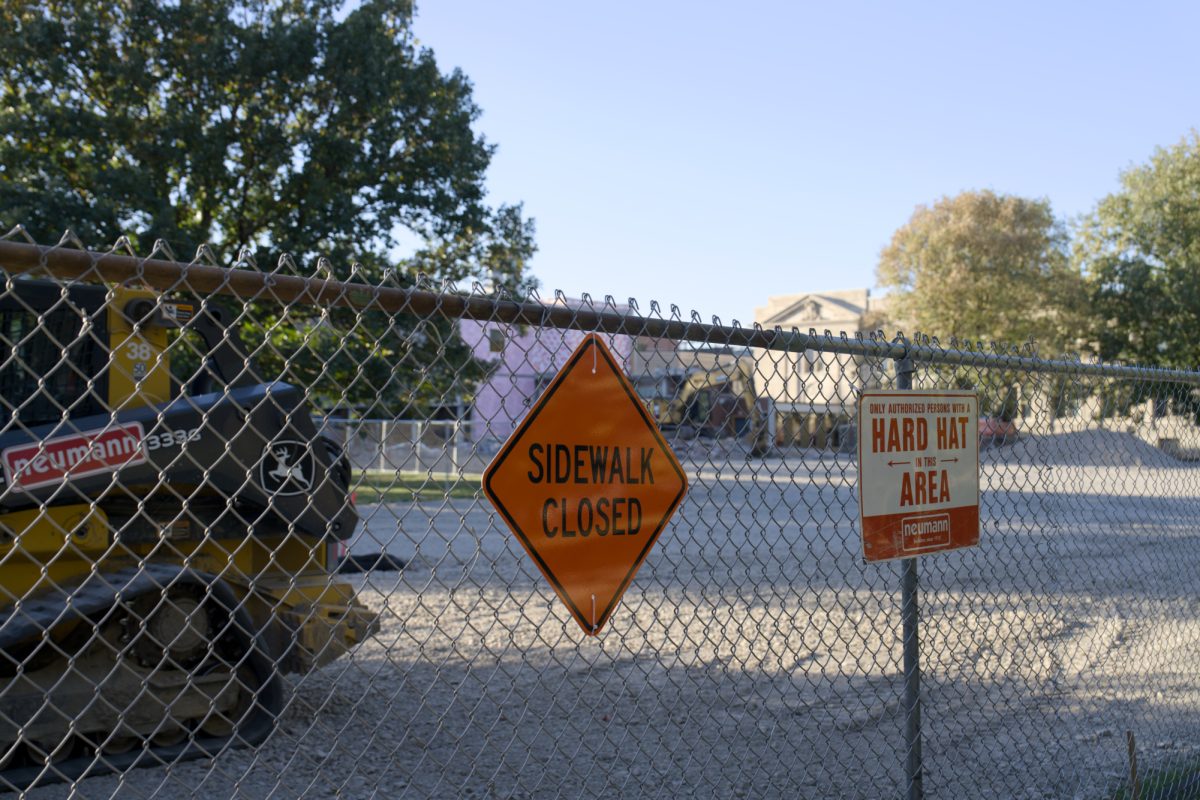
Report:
1,422,148,490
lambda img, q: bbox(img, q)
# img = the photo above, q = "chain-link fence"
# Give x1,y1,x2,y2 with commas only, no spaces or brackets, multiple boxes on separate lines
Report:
1,234,1200,799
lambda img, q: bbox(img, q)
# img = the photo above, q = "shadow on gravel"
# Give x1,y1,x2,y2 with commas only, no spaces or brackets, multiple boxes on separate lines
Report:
39,636,1200,800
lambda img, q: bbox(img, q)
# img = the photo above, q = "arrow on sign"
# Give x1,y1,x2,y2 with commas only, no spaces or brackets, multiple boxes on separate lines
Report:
887,460,910,467
942,458,959,464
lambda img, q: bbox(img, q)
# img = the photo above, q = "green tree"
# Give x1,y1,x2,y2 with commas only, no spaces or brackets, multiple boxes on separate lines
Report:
876,189,1084,355
0,0,535,414
1076,132,1200,371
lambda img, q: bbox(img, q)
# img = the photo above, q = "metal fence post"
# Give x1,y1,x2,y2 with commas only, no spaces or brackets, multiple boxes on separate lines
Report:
451,419,460,478
412,421,422,473
896,354,924,800
379,420,388,473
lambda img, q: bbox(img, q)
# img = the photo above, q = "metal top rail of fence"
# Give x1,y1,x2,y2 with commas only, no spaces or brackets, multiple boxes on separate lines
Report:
2,236,1198,383
1,234,1200,800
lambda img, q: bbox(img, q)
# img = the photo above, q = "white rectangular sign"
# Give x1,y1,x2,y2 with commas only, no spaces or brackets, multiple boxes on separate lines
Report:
858,390,980,561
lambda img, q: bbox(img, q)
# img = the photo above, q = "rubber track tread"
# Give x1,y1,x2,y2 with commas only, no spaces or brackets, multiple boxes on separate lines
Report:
0,564,283,791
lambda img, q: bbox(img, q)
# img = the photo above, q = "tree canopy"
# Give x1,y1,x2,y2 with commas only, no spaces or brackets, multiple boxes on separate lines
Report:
0,0,536,414
1075,132,1200,370
875,190,1084,354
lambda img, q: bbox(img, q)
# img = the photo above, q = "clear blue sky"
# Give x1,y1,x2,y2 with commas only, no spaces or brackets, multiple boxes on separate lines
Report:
412,1,1200,325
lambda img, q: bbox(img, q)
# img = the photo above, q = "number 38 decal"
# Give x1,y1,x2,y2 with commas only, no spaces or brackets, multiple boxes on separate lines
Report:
125,340,154,361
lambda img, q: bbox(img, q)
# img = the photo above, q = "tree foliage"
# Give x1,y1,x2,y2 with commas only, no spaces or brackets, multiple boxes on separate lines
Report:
1075,132,1200,370
876,190,1084,355
0,0,535,414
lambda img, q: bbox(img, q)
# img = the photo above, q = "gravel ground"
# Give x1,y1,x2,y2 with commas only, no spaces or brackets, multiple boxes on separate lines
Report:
21,426,1200,799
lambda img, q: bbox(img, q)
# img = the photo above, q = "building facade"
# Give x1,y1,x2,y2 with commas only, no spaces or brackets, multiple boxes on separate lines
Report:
753,288,889,449
461,309,754,451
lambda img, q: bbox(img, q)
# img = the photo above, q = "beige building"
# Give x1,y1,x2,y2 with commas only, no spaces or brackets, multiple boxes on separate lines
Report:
753,288,890,449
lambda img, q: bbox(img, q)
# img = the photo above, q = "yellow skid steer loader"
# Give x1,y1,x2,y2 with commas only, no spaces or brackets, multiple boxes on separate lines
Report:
0,277,377,788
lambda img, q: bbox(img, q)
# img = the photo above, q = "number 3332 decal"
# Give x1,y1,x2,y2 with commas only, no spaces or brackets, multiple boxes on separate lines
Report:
144,428,201,451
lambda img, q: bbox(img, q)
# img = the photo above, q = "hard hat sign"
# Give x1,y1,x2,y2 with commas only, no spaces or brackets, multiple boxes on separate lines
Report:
483,334,688,635
858,390,980,562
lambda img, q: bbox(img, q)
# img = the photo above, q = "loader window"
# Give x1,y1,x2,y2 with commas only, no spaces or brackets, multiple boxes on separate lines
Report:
634,377,659,401
0,304,107,426
167,327,207,395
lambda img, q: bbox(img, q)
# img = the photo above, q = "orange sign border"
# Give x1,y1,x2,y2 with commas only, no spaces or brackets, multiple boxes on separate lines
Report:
482,334,688,634
857,389,980,562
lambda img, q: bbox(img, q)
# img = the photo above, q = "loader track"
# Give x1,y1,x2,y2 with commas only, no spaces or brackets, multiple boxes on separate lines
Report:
0,563,283,791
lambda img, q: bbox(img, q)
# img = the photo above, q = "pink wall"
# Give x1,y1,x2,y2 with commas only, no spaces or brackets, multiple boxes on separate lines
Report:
460,311,634,450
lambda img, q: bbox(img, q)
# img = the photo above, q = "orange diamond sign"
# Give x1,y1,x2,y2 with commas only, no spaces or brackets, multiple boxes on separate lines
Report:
483,334,688,635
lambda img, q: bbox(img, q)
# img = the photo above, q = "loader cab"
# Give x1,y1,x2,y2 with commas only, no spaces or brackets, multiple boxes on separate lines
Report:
0,278,234,429
0,280,111,426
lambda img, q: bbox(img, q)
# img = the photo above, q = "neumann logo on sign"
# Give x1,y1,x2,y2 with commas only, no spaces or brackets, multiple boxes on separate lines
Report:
2,423,146,491
900,512,951,552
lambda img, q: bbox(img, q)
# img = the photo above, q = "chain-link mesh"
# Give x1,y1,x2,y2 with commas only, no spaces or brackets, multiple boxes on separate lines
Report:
0,233,1199,799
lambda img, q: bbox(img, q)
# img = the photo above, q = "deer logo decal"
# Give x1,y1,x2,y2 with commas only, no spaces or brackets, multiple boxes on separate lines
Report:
260,440,315,496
